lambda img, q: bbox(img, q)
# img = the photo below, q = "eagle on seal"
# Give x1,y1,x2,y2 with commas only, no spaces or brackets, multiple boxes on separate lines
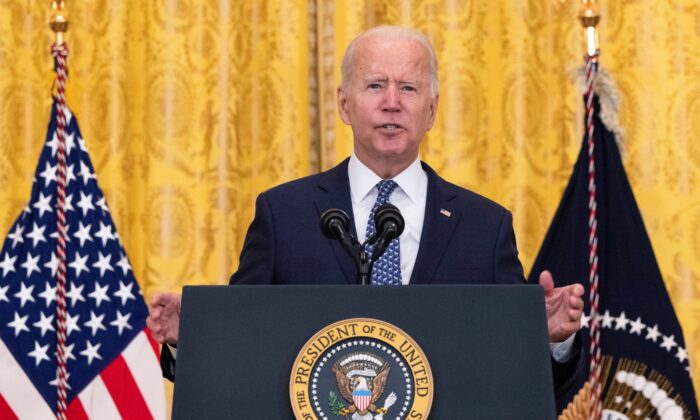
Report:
332,361,391,416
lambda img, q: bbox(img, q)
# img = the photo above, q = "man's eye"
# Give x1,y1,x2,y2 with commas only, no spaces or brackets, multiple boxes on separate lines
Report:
402,86,416,92
367,83,382,89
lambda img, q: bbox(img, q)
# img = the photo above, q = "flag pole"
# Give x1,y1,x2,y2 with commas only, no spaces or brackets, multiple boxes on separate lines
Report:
49,1,70,418
578,1,601,419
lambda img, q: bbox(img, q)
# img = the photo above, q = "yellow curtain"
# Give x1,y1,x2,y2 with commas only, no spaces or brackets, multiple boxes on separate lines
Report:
1,0,698,414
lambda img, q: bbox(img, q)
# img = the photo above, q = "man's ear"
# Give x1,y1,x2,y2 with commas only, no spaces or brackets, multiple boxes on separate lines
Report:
337,86,351,125
426,94,439,131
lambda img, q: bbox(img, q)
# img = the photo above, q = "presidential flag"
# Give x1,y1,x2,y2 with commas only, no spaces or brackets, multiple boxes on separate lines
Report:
529,76,699,418
0,101,166,419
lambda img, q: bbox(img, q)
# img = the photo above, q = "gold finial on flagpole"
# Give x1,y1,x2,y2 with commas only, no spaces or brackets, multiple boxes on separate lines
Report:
578,0,600,56
50,0,69,45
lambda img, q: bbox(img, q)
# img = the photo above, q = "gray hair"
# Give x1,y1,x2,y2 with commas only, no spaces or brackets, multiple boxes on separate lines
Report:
340,26,439,97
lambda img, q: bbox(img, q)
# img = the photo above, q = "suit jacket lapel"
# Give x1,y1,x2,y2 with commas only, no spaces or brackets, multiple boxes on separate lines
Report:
314,159,357,284
409,162,461,284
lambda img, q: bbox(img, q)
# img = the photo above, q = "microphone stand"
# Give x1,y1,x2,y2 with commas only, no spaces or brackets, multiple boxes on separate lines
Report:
334,225,373,285
336,230,374,285
357,250,372,285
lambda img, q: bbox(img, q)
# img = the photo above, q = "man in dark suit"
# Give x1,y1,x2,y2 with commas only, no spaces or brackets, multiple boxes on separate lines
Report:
229,159,524,287
148,25,584,396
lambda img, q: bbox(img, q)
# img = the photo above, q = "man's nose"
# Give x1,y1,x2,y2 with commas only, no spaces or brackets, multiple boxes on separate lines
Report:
382,85,400,111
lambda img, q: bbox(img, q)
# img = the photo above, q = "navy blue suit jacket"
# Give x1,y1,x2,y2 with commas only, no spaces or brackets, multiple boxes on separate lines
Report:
230,159,524,286
162,159,581,397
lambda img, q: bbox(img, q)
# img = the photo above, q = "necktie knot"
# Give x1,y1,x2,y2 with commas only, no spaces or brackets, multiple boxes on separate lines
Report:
375,180,398,204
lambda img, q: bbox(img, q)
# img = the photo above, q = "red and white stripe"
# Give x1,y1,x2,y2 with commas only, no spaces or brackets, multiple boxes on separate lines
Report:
353,394,371,412
584,51,603,420
0,328,165,420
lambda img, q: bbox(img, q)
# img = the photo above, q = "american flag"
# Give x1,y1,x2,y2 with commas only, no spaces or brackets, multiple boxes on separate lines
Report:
0,102,166,419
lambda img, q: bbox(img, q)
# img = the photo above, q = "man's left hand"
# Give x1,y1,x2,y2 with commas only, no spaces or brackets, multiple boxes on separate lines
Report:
539,270,584,343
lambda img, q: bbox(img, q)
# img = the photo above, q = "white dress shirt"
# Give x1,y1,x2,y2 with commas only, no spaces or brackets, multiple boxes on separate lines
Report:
348,154,427,285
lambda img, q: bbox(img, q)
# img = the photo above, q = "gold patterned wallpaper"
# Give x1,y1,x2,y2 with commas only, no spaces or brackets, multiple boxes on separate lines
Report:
1,0,698,413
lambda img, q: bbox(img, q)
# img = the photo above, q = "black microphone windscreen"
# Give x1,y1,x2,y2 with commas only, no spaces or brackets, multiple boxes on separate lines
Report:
374,203,405,237
320,208,351,239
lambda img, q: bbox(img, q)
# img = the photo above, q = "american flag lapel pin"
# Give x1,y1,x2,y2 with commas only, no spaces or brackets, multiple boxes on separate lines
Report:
440,208,451,217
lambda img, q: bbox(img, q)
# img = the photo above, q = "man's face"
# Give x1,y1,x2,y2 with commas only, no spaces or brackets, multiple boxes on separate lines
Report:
338,35,438,173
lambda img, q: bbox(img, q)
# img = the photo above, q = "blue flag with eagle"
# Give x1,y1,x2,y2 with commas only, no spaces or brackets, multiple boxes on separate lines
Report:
528,73,699,418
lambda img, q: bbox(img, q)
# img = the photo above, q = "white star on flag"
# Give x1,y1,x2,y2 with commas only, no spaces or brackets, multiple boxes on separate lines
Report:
0,253,17,277
61,342,77,362
660,334,677,352
645,324,661,343
94,222,115,247
80,340,102,365
84,311,107,336
46,132,60,157
68,251,90,278
64,131,76,156
614,311,629,331
601,310,614,328
116,253,132,276
114,280,135,306
96,196,109,213
628,317,645,335
66,281,86,307
0,285,9,303
64,193,75,212
27,341,51,366
74,221,93,247
65,312,82,337
110,310,132,335
37,281,57,307
76,191,96,216
87,282,111,308
14,282,36,307
20,253,41,277
65,164,77,187
44,252,59,277
32,192,53,217
7,225,25,248
77,136,87,152
38,162,58,187
7,312,30,336
26,223,47,248
580,312,590,329
32,311,55,337
78,161,96,184
676,347,688,363
92,251,114,277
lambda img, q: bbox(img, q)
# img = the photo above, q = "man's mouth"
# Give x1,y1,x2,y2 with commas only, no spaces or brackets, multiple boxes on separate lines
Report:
378,124,402,130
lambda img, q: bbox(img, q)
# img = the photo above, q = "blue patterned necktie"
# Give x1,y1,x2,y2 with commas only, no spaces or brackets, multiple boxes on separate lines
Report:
365,180,401,285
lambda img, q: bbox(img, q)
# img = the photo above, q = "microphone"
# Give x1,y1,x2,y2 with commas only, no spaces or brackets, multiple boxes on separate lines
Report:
320,209,362,270
368,203,404,262
320,208,351,241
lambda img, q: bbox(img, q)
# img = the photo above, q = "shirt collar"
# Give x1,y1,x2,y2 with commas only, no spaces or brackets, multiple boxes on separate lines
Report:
348,153,425,205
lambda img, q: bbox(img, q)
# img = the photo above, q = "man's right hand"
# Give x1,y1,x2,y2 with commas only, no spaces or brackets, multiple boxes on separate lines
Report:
147,292,182,345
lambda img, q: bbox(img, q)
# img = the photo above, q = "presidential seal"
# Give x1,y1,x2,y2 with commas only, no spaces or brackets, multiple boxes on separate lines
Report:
290,318,433,420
